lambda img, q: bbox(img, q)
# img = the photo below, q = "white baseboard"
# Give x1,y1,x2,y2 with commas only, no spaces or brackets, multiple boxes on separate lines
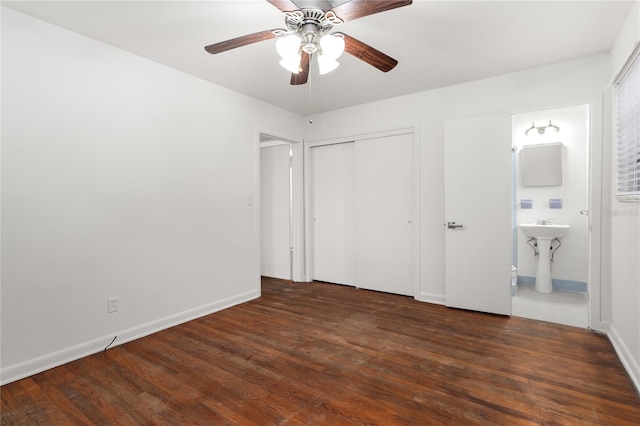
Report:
418,292,446,305
604,321,640,395
0,289,259,386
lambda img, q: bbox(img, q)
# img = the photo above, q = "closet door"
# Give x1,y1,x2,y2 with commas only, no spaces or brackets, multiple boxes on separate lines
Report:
355,133,415,296
311,143,355,285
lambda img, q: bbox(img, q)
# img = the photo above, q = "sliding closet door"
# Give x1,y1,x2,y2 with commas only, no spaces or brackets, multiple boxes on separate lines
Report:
355,133,415,296
311,143,355,285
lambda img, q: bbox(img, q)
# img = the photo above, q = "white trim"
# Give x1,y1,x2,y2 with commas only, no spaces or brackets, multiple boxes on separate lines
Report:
260,140,291,148
419,292,446,305
0,289,259,386
587,96,604,331
604,321,640,395
412,124,422,300
613,41,640,86
616,194,640,203
306,127,415,148
254,130,263,290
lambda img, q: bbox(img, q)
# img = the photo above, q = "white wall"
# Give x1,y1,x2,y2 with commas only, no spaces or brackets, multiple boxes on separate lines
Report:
513,105,590,286
304,54,610,304
604,1,640,392
0,8,303,384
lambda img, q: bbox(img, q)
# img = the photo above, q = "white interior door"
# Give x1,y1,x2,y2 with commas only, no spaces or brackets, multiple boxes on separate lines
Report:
444,114,512,315
260,144,291,280
311,143,355,285
355,133,415,296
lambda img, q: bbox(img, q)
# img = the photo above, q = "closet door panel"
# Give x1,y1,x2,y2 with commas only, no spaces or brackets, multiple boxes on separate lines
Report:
311,143,355,285
355,133,414,296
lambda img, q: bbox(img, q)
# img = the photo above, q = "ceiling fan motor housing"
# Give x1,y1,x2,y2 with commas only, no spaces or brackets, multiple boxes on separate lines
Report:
283,8,343,54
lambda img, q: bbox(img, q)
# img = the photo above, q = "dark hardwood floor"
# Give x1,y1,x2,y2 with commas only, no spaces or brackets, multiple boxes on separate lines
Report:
3,277,640,424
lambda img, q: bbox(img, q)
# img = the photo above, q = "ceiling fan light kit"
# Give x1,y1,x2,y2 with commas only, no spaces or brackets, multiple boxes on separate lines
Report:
276,8,345,74
204,0,413,85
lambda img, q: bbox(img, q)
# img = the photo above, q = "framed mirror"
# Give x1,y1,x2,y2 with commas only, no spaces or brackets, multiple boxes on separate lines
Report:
522,142,563,187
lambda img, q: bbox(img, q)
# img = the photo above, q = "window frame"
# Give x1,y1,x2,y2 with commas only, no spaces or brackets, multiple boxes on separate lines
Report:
614,42,640,202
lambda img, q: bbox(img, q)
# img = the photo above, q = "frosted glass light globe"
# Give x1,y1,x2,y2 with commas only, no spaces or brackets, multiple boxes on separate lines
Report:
319,34,345,59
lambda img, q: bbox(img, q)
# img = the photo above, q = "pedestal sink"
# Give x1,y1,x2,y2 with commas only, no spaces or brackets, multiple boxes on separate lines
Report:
519,224,570,293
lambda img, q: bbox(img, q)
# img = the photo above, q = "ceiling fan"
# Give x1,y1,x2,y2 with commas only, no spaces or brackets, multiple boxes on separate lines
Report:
204,0,412,85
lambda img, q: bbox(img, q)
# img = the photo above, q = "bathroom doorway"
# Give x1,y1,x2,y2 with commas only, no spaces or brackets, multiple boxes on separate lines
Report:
511,105,591,328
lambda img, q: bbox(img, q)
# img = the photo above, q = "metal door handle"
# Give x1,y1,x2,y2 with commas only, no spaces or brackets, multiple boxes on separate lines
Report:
447,222,464,229
580,210,589,216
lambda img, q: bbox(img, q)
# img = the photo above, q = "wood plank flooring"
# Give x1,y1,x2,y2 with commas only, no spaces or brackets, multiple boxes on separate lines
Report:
3,277,640,424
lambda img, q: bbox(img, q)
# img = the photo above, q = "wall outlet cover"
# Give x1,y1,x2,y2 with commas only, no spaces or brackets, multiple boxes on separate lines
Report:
107,297,118,313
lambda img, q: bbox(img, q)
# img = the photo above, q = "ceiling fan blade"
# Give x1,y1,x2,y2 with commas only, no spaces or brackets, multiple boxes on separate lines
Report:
331,0,412,22
338,33,398,72
204,29,280,54
290,52,310,85
266,0,299,12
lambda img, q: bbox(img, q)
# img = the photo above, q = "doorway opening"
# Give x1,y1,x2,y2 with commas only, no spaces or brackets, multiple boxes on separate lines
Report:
259,134,295,282
511,104,590,328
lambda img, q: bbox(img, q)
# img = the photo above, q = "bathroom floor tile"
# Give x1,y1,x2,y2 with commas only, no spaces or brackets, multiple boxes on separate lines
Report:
512,285,588,328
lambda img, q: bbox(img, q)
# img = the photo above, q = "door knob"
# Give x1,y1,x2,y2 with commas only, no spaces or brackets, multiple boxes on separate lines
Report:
580,210,589,216
447,222,464,229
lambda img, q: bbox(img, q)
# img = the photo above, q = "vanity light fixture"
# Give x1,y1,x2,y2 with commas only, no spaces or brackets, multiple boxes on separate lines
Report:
525,120,560,136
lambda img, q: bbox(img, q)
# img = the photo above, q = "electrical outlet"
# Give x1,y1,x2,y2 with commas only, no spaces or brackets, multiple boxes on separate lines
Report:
107,297,118,313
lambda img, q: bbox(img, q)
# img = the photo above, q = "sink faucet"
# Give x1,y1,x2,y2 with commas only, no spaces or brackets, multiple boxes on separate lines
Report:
533,217,555,225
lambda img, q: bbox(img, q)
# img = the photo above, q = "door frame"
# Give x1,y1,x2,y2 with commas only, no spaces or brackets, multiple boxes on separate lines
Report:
259,140,293,281
257,133,305,283
303,126,421,298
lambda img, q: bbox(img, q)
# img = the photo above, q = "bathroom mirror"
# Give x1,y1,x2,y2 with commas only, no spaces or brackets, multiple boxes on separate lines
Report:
522,142,563,186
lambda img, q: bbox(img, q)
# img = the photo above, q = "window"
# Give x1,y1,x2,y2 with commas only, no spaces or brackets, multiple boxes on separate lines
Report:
615,44,640,201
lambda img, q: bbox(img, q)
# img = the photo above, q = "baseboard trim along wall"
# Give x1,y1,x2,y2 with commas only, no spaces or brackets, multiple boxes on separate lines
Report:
419,292,446,305
0,289,260,386
605,321,640,395
517,276,588,293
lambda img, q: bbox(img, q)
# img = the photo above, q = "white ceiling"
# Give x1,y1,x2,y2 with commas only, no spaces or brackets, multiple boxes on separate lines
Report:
3,1,633,116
